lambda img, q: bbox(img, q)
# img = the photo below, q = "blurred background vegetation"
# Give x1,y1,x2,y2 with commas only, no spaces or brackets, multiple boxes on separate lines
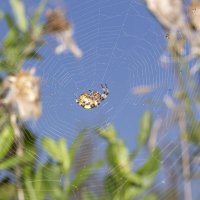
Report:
0,0,200,199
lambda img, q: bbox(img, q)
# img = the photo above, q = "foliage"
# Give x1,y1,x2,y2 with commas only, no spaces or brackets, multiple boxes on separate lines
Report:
95,112,160,200
0,0,46,74
0,114,159,200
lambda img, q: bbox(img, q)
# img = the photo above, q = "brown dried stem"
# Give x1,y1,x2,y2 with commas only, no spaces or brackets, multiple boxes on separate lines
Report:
10,113,24,200
178,111,192,200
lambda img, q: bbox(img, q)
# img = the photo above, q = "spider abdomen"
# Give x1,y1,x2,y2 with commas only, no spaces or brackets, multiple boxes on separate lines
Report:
76,84,109,110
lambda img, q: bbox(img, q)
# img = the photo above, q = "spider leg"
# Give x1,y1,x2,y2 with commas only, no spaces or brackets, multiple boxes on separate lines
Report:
96,99,101,106
101,83,108,89
102,84,109,94
100,84,109,100
75,95,79,104
101,84,106,91
75,98,79,104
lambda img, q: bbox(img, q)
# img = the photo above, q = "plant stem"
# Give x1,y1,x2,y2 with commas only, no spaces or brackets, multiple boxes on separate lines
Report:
10,113,24,200
178,111,192,200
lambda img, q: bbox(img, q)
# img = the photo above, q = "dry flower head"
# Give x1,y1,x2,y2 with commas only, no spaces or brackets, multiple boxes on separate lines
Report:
132,85,155,95
188,2,200,30
146,0,184,30
43,8,71,33
167,31,185,56
189,33,200,56
43,8,83,58
3,68,41,120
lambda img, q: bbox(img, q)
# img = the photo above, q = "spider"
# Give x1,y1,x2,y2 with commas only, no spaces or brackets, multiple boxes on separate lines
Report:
76,84,109,109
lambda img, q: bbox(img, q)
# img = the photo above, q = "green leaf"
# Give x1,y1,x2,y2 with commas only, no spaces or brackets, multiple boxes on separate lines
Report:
188,120,200,145
137,111,152,147
100,127,142,186
23,127,36,149
123,187,144,200
43,137,71,175
58,138,70,173
42,137,71,173
0,182,16,200
42,137,60,161
0,128,36,169
22,128,37,164
129,148,140,160
137,148,160,175
104,173,121,197
26,51,43,60
0,154,32,169
24,166,37,200
106,139,141,185
42,163,62,199
31,0,48,26
137,148,161,187
69,130,86,163
4,30,18,47
2,28,35,71
4,13,17,30
31,0,48,38
0,125,14,160
69,160,103,194
9,0,28,32
96,125,116,142
34,165,45,200
141,194,157,200
107,140,131,174
82,190,97,200
3,13,18,46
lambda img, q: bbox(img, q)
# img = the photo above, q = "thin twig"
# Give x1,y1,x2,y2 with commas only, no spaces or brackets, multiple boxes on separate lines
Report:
178,111,192,200
10,113,24,200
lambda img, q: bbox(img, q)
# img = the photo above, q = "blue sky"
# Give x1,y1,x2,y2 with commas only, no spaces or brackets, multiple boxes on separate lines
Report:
0,0,175,149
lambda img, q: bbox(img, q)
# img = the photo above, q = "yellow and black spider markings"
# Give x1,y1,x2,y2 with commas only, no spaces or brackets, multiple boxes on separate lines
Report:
76,84,109,110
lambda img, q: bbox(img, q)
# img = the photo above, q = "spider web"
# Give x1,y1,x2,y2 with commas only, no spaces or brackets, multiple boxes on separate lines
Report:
1,0,193,199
